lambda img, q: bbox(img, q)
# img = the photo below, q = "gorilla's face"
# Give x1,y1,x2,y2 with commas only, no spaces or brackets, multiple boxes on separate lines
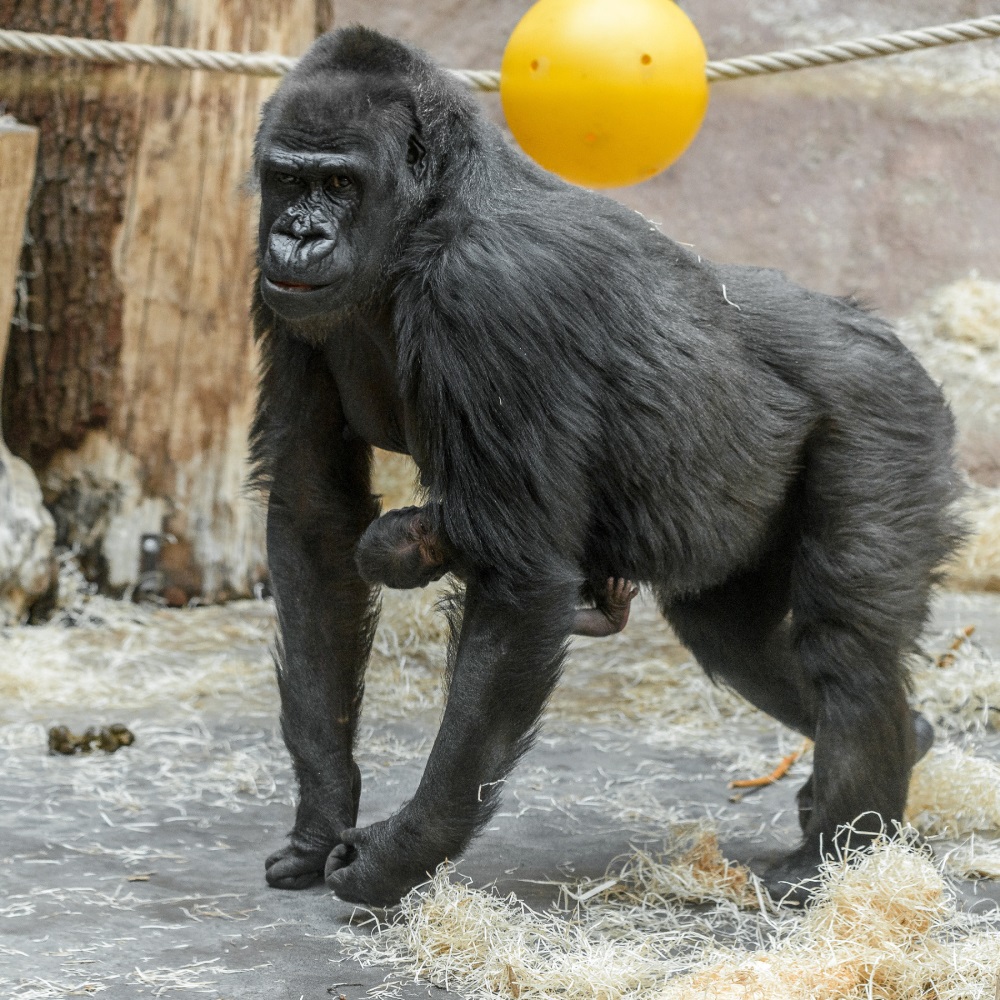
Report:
256,78,427,324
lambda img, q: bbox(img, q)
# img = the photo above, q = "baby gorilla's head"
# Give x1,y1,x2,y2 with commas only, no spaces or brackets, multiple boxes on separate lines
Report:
355,506,448,589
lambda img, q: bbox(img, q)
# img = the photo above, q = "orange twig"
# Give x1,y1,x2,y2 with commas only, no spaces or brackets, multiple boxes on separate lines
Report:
729,743,807,790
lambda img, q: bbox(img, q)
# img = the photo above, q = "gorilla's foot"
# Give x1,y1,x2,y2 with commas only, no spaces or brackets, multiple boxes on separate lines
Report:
756,847,825,907
325,815,452,907
265,836,331,889
913,711,935,760
266,761,363,890
796,710,935,832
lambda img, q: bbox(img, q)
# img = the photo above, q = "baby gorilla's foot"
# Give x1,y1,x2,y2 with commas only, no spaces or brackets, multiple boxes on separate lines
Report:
325,815,452,907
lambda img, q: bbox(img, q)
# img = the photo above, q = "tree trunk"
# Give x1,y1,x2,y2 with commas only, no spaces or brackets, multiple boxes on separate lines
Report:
0,117,55,624
0,0,335,602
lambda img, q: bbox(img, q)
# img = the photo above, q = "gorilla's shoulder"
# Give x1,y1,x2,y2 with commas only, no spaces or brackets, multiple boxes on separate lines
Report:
397,188,696,301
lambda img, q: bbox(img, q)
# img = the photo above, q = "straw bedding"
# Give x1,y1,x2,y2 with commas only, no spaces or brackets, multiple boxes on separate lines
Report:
2,568,998,999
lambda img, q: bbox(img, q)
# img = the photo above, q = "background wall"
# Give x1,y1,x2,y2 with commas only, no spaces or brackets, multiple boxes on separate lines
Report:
1,0,997,607
338,0,1000,316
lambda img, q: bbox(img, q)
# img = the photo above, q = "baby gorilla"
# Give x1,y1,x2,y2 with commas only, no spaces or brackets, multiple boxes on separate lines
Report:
356,505,638,637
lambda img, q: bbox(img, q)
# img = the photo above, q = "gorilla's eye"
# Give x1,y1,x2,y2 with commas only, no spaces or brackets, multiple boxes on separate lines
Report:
328,174,353,190
274,172,302,187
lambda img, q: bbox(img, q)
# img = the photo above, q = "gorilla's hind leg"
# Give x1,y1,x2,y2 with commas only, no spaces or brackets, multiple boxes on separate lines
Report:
663,544,817,742
663,525,928,905
795,710,934,832
760,437,945,903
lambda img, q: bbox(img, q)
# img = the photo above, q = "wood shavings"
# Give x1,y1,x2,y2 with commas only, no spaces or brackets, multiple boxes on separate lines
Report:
592,825,760,910
912,626,1000,732
661,837,1000,1000
937,624,976,667
0,598,279,722
907,746,1000,838
344,835,1000,1000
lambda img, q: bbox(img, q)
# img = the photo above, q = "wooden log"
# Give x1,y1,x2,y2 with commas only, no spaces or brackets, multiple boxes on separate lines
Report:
0,117,55,624
0,1,334,601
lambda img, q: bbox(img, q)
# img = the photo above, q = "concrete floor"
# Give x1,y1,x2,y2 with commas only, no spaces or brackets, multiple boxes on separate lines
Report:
1,592,998,999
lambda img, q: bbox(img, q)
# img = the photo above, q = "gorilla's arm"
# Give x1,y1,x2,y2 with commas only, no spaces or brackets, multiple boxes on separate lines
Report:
322,220,599,903
326,576,577,905
252,319,379,889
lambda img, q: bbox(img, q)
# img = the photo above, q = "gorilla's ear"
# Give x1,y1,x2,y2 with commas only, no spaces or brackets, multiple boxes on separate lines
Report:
407,134,427,180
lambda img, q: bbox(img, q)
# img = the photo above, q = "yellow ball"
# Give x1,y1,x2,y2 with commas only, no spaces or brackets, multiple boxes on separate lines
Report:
500,0,709,188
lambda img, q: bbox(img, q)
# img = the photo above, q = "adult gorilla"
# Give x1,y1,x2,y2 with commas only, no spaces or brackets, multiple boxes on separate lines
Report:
251,27,960,907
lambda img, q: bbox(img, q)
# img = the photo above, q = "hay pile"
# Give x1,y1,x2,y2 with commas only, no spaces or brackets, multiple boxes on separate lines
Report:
899,277,1000,591
3,561,1000,999
346,835,1000,1000
906,747,1000,879
343,827,755,1000
659,838,1000,1000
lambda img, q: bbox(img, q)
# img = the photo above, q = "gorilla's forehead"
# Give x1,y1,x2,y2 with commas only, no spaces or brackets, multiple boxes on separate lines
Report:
265,73,415,155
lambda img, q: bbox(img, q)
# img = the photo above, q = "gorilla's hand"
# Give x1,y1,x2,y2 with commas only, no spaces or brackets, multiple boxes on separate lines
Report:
325,806,446,907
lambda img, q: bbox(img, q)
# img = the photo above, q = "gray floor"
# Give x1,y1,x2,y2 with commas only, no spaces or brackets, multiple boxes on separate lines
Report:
2,593,998,999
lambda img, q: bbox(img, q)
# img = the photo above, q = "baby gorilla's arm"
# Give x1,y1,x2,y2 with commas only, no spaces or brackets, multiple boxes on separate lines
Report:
572,578,639,637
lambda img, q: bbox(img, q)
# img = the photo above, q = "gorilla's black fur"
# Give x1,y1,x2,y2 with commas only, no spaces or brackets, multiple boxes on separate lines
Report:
251,26,961,906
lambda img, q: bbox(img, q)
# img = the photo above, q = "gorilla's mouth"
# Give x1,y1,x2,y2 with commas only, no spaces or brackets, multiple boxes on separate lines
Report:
269,278,325,292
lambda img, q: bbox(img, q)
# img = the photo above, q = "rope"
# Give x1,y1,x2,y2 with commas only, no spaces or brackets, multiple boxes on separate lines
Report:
704,15,1000,81
0,29,296,77
0,16,997,88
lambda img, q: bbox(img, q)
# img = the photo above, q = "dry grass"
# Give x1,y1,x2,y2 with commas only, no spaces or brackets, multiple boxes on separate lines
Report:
343,829,749,1000
899,277,1000,591
908,747,1000,837
906,747,1000,878
0,581,448,726
910,625,1000,734
345,834,1000,1000
660,837,1000,1000
3,557,1000,999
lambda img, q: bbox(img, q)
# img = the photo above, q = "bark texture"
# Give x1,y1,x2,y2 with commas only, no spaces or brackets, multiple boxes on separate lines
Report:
0,118,55,624
0,1,334,600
